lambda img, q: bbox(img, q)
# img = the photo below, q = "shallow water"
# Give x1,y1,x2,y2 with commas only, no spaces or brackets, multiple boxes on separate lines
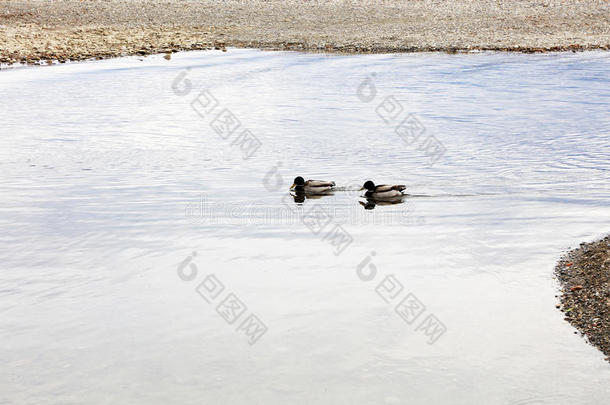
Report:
1,49,610,404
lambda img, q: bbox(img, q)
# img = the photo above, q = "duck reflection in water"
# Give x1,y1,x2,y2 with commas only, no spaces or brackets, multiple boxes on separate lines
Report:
290,190,335,203
359,196,405,210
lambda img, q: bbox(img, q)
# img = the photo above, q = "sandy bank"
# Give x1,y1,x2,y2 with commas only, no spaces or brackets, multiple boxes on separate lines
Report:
556,236,610,362
1,0,609,64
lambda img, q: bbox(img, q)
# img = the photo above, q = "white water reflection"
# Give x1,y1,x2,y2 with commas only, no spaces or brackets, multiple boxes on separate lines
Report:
1,49,610,404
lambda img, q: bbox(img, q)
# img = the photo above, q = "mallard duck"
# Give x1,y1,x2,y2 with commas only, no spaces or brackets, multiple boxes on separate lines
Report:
290,176,335,194
360,180,406,199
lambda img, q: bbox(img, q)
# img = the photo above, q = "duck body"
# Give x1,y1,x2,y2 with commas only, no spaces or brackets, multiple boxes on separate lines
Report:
361,181,406,200
291,177,335,194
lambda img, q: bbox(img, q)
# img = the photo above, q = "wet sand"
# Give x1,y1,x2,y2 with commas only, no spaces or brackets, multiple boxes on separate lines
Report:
1,0,609,64
556,236,610,362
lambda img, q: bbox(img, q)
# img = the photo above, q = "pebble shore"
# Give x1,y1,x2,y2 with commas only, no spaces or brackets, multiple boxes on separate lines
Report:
1,0,609,64
556,236,610,362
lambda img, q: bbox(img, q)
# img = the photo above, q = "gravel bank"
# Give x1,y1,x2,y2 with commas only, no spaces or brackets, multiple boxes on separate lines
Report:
1,0,609,64
556,236,610,362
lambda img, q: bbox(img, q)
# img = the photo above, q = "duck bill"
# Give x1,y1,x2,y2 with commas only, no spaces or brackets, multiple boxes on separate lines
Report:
359,186,365,190
290,183,296,190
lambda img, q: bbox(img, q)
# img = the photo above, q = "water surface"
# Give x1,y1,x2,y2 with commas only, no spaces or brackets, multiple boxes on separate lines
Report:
1,49,610,404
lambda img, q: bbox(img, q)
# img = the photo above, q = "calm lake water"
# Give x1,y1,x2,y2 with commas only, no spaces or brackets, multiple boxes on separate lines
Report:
1,49,610,404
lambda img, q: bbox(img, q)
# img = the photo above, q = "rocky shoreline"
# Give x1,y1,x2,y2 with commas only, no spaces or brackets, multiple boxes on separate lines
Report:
1,0,609,65
556,236,610,362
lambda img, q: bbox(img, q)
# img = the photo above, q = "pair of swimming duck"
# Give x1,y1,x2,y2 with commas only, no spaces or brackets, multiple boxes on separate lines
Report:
290,176,406,199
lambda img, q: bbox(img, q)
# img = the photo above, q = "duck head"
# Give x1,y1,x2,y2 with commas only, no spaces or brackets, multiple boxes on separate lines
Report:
360,180,375,191
290,176,305,190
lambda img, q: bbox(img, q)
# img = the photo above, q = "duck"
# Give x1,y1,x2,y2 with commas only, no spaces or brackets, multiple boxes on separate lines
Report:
360,180,406,199
290,176,335,194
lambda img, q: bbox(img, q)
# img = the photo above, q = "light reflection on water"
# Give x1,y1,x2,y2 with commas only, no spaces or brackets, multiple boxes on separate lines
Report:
1,49,610,404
